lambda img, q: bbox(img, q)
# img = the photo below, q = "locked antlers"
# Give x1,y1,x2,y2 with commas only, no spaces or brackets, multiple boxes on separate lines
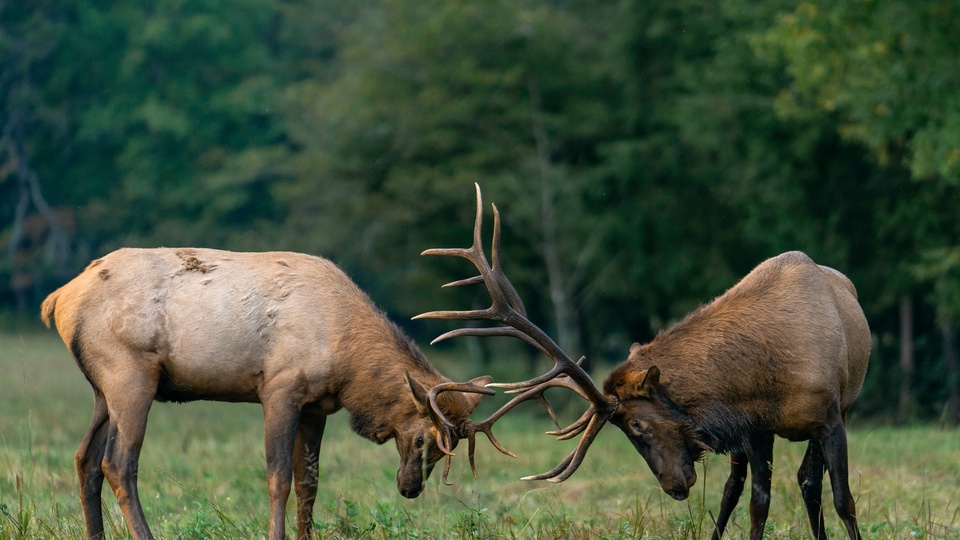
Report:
415,183,618,483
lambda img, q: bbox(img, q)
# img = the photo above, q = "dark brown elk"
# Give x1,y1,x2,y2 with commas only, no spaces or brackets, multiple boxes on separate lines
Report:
420,185,870,540
41,248,492,540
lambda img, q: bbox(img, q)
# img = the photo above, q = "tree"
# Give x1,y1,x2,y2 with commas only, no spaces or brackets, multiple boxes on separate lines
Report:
284,0,621,363
0,0,77,310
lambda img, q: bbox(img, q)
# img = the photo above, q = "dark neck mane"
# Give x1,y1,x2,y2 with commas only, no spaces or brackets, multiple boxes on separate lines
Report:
637,299,777,456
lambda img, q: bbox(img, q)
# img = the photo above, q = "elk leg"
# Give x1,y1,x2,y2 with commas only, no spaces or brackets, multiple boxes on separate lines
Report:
712,452,748,540
76,389,109,540
746,431,774,540
293,413,327,540
797,439,828,540
100,377,156,540
820,419,862,540
263,399,301,540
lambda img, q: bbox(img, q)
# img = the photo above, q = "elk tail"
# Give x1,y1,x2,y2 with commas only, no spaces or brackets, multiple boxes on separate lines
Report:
40,288,61,328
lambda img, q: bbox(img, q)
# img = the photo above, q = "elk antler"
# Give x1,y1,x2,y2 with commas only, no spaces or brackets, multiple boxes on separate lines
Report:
424,381,495,485
415,183,619,483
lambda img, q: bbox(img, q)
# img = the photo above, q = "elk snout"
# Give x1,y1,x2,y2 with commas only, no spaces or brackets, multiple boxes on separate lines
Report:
659,478,689,501
396,458,436,499
400,486,422,499
396,469,423,499
658,463,697,501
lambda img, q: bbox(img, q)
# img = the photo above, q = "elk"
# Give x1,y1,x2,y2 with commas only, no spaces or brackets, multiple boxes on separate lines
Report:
40,247,492,540
420,184,870,540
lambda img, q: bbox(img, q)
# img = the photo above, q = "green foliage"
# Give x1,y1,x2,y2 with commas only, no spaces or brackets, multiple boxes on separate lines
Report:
2,0,959,418
768,1,960,183
765,0,960,319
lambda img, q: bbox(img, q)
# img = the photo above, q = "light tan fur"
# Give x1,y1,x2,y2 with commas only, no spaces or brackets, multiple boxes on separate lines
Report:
42,247,487,540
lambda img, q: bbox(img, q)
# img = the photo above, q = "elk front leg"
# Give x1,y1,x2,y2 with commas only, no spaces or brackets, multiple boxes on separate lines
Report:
293,413,327,540
712,452,748,540
263,398,301,540
76,389,109,540
820,417,862,540
746,431,774,540
797,439,828,540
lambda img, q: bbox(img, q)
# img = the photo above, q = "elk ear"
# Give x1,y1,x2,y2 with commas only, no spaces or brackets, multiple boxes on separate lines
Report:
404,371,430,414
461,375,493,412
627,342,647,362
615,365,661,398
636,366,661,397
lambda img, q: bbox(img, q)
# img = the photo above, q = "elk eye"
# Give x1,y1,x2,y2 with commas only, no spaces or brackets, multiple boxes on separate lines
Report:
416,436,424,449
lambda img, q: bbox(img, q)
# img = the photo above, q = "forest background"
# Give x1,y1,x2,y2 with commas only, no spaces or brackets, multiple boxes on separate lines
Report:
2,0,959,423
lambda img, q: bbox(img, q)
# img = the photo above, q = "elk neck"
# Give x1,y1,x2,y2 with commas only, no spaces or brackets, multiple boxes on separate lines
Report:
632,310,785,455
329,302,447,444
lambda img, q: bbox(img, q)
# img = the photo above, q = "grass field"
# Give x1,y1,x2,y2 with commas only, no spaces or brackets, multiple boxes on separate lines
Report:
1,330,958,539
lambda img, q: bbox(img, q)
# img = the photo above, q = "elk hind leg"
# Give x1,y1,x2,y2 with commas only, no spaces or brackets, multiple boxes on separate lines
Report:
100,374,157,540
797,439,828,540
294,412,327,540
820,417,862,540
746,432,775,540
712,452,748,540
76,388,109,539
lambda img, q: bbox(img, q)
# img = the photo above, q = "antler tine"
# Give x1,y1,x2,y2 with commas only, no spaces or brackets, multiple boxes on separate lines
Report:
520,410,608,483
429,326,548,354
488,355,584,391
547,406,594,439
489,203,527,316
419,184,488,276
442,275,485,288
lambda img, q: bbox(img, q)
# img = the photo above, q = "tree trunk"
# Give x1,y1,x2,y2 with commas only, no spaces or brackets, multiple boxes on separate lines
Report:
528,78,582,364
539,180,580,358
898,294,915,422
8,167,32,311
4,108,71,311
941,320,960,426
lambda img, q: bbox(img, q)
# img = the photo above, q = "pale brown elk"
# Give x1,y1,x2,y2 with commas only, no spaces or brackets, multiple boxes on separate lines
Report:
41,248,491,540
420,185,870,540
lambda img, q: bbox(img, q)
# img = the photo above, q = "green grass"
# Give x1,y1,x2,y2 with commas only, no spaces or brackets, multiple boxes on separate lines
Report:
1,330,959,539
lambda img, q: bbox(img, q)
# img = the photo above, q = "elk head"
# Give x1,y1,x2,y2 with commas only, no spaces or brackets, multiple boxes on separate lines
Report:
395,372,493,498
603,347,702,500
415,183,619,483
